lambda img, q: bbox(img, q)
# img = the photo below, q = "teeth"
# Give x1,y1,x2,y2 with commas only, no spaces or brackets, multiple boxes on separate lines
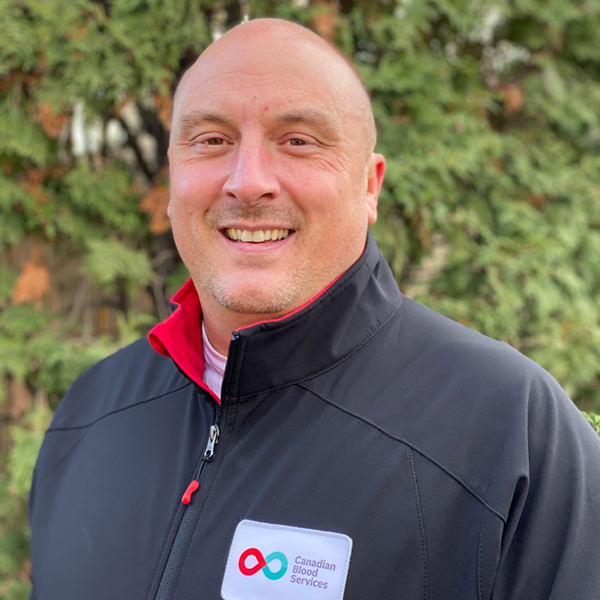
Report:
226,228,290,242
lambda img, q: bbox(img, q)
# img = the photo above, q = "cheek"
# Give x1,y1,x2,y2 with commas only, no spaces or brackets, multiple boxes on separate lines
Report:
170,162,226,208
170,167,205,205
293,169,370,245
284,164,349,213
168,170,203,243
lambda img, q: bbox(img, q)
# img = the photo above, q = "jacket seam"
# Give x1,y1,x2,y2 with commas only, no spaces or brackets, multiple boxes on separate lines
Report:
408,448,429,600
477,507,486,600
45,382,194,432
34,428,91,491
298,382,507,524
236,298,402,400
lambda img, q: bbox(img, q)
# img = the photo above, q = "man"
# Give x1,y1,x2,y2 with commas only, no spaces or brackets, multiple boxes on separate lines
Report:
30,18,600,600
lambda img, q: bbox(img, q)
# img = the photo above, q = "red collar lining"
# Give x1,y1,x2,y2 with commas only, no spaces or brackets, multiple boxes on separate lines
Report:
148,271,346,402
148,279,220,403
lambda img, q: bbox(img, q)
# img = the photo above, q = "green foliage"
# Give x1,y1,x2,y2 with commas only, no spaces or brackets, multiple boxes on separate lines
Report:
0,404,51,599
0,1,212,593
7,407,52,499
0,267,17,305
167,261,191,297
61,162,145,239
0,100,53,165
0,0,599,596
84,238,154,290
583,412,600,436
22,332,123,403
350,0,600,414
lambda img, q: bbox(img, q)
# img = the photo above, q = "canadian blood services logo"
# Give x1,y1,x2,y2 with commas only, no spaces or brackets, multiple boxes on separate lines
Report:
238,547,288,581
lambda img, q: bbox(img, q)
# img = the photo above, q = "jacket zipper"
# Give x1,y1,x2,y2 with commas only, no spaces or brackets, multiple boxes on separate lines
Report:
154,407,221,600
154,331,239,600
181,424,220,504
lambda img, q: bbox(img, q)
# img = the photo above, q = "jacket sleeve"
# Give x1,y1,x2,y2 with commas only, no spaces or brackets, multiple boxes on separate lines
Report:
490,374,600,599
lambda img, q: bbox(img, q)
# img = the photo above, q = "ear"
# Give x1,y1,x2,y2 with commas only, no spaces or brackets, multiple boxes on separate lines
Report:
365,153,386,225
166,157,173,219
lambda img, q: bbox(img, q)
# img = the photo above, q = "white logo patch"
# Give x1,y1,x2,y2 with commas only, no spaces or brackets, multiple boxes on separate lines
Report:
221,519,353,600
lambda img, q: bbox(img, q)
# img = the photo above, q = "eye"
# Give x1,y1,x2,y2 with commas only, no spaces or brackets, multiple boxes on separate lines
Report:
205,137,225,145
288,138,307,146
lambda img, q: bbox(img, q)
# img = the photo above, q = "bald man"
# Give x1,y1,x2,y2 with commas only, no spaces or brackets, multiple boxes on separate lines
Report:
167,19,382,355
29,19,600,600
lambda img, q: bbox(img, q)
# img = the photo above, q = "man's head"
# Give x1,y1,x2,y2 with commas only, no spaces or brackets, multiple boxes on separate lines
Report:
168,18,385,333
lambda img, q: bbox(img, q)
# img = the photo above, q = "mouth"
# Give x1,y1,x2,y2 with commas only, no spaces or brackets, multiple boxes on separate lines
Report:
223,228,291,243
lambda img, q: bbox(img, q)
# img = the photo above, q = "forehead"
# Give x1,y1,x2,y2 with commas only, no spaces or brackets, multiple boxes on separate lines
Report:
174,34,352,128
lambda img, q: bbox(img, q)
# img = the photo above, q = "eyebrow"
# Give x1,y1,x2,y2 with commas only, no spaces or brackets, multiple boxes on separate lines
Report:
277,110,341,139
176,109,341,140
177,111,232,138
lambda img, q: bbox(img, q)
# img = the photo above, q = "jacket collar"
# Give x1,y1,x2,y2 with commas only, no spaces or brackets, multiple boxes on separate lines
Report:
148,234,403,402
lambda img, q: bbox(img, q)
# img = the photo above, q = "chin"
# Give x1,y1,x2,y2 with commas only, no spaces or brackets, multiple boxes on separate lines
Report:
210,282,302,317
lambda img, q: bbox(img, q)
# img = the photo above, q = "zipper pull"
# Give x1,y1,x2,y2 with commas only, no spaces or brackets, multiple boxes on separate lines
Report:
181,425,220,505
181,480,199,505
203,425,220,461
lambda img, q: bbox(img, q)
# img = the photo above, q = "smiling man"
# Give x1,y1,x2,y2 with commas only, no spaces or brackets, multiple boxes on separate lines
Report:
167,20,382,356
29,18,600,600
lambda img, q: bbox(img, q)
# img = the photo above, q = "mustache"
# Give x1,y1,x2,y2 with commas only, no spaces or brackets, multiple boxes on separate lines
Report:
205,203,306,230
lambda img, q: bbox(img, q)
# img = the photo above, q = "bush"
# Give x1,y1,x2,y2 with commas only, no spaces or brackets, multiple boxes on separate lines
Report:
1,1,598,596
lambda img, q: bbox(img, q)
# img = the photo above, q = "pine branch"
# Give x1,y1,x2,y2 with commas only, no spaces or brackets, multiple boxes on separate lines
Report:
115,115,155,182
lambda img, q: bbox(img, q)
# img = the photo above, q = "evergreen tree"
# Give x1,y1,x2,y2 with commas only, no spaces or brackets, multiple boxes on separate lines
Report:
0,1,598,596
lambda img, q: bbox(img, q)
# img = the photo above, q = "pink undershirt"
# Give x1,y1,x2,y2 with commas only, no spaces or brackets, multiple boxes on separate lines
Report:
201,321,227,399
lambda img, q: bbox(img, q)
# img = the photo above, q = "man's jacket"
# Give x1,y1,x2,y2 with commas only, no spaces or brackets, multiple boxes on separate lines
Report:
29,235,600,599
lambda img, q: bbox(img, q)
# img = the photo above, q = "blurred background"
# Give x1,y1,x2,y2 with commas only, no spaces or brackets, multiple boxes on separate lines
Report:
1,0,599,596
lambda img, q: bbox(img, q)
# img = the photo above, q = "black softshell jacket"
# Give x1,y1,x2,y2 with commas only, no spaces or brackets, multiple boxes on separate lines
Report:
30,235,600,599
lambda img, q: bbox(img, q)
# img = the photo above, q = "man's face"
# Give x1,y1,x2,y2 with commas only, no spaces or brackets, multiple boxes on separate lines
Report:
168,25,384,322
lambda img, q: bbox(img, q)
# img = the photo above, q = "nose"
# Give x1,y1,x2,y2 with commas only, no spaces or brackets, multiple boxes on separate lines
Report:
222,139,281,204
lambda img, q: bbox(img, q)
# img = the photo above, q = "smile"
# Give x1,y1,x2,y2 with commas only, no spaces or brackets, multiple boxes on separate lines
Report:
224,228,290,243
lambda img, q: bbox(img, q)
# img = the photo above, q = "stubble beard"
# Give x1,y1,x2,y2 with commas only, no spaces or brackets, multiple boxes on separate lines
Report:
192,202,311,316
199,260,306,316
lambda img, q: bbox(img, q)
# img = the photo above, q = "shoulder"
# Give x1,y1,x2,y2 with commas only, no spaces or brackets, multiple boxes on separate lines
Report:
349,294,555,417
393,296,557,399
49,337,190,430
315,296,600,517
396,299,600,511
